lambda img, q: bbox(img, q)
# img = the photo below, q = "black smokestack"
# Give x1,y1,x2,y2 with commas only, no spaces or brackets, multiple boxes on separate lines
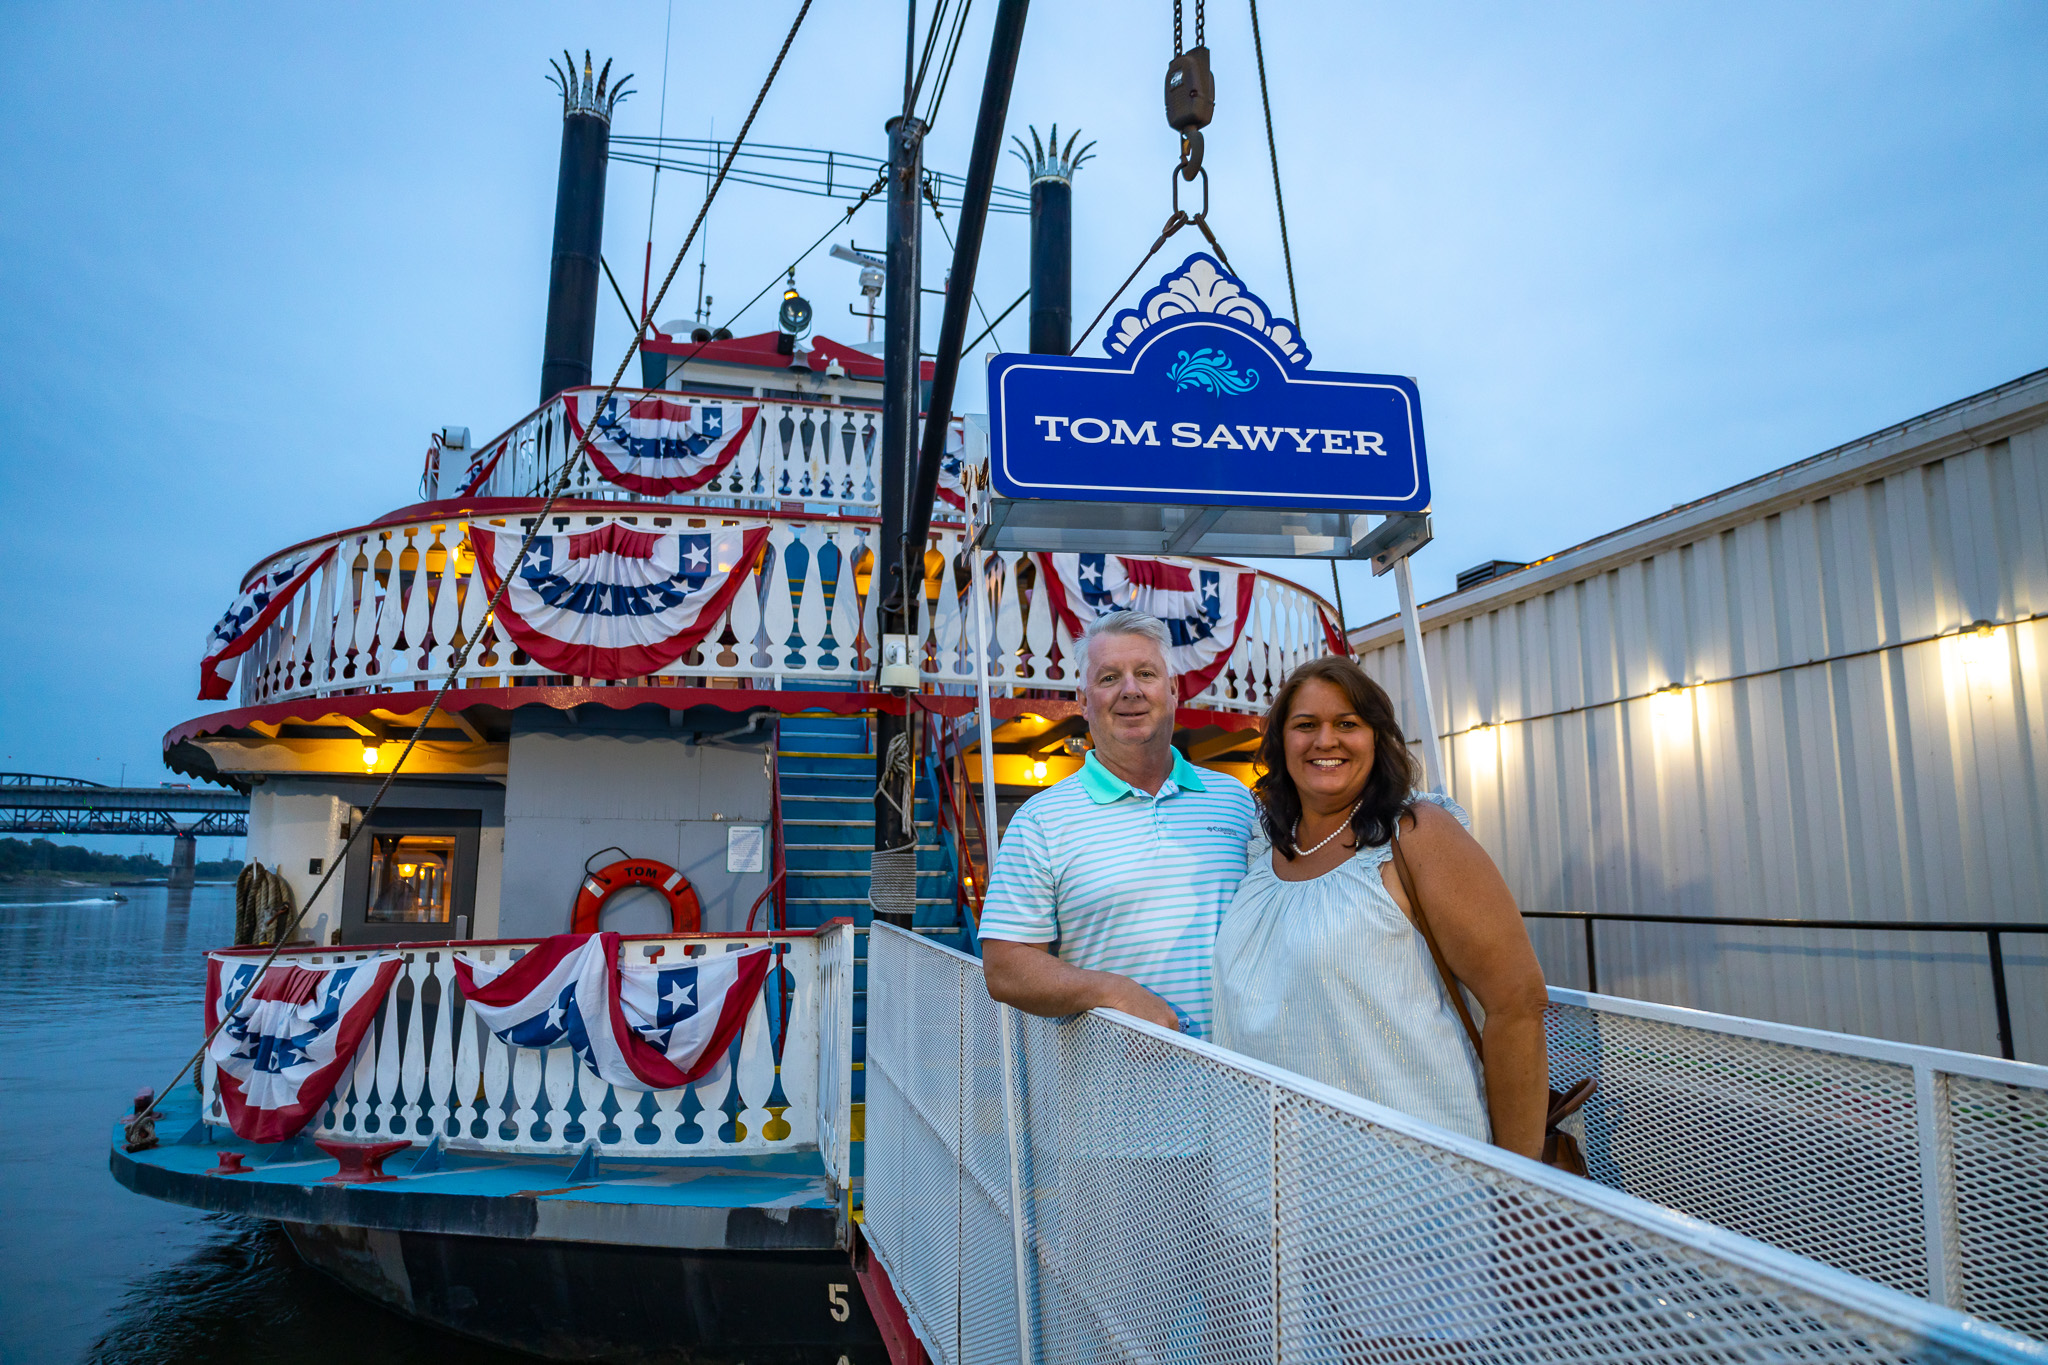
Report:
1010,125,1093,355
540,52,632,406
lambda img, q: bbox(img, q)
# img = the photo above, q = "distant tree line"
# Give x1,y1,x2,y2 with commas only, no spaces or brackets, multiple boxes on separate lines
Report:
0,837,242,878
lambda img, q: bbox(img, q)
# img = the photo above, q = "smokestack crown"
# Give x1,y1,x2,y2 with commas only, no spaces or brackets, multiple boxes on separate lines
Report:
547,50,633,124
1008,124,1095,186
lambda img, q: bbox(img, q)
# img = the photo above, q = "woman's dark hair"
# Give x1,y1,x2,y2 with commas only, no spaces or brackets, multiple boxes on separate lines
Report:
1254,656,1419,858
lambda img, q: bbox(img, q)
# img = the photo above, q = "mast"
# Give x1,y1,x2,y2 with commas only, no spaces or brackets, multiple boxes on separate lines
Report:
878,0,1031,931
872,113,928,930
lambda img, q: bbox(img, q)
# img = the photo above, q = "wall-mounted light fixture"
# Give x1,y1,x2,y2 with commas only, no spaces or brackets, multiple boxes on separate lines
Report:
1461,721,1498,778
1958,619,2003,671
1650,683,1693,744
360,743,381,769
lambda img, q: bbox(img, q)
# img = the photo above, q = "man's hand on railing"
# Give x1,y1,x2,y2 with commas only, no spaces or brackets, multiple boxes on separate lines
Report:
982,939,1184,1032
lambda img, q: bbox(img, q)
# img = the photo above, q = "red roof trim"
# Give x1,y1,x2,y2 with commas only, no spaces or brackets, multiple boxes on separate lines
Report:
164,687,1260,753
642,330,933,380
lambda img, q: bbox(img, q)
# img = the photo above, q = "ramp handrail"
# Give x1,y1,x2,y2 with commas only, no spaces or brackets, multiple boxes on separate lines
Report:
1545,986,2048,1339
862,924,2047,1364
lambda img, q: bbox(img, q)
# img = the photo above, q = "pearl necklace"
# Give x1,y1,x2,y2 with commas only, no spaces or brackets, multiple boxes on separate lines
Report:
1293,797,1364,857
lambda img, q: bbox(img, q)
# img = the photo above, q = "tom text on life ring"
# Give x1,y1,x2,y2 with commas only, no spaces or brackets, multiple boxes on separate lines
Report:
571,857,703,934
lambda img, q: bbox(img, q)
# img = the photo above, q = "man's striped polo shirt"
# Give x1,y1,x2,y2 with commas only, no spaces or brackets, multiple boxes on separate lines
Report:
979,748,1257,1038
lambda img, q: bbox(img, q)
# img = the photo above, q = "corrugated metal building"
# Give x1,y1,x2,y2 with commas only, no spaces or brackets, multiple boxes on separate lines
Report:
1350,368,2048,1062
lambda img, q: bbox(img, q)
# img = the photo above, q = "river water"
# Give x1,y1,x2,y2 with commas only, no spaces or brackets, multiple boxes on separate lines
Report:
0,886,523,1363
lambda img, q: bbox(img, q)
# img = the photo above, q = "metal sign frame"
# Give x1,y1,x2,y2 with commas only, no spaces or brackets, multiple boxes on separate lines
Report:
963,253,1452,805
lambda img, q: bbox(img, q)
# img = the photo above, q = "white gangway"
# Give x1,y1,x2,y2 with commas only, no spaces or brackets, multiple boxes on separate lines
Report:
934,423,2046,1363
862,924,2048,1365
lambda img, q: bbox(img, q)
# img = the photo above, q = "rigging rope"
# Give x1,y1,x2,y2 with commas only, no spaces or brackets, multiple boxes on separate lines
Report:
1071,165,1234,355
920,0,976,128
910,0,953,112
662,169,889,372
921,173,1005,350
127,0,817,1145
1247,0,1299,325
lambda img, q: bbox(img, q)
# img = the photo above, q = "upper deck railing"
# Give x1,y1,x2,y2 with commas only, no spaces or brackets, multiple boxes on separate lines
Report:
467,384,903,515
862,923,2048,1363
219,509,1332,716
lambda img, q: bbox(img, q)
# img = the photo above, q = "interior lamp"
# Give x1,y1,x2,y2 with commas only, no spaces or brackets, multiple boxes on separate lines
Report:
361,744,381,769
1031,759,1049,782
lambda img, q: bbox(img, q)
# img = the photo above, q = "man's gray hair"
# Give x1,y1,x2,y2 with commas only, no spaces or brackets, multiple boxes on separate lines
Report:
1080,609,1172,670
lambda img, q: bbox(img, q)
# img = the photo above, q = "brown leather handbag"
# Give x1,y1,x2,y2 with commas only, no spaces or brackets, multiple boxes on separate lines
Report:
1389,832,1595,1176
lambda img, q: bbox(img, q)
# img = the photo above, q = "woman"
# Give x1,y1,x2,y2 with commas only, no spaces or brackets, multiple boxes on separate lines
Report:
1213,656,1551,1158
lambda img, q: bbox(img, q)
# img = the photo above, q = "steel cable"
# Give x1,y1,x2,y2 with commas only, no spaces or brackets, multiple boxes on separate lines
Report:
1247,0,1299,325
128,0,816,1144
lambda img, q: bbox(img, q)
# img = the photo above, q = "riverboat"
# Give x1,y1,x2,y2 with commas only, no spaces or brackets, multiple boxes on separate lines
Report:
108,41,1332,1364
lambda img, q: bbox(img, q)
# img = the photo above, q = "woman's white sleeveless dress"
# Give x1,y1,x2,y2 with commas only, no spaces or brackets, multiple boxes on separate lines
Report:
1212,792,1490,1142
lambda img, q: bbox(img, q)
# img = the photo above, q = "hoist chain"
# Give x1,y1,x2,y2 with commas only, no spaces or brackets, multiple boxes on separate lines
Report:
1166,0,1215,179
1070,163,1233,356
1071,0,1236,356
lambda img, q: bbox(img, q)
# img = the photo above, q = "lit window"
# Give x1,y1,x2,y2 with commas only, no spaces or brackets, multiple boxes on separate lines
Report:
368,835,455,923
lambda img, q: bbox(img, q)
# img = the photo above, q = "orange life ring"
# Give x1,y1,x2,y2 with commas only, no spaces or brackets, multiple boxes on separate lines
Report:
571,858,702,934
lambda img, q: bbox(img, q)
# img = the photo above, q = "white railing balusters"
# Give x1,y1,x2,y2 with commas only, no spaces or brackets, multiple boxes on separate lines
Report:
480,1021,510,1141
734,981,775,1143
650,1083,685,1148
372,972,403,1135
196,933,842,1163
509,1043,544,1145
398,954,429,1137
576,1047,610,1144
542,1044,576,1145
425,954,455,1136
345,1013,377,1135
450,965,479,1140
214,508,1335,708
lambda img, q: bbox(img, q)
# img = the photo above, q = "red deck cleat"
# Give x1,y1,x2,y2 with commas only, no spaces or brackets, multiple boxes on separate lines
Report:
207,1151,251,1175
315,1138,411,1184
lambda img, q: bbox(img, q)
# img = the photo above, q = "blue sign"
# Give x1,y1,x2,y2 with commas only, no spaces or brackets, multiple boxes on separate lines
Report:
987,254,1429,511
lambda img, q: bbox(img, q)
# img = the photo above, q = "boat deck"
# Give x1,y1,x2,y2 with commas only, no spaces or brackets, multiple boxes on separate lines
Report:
111,1092,842,1252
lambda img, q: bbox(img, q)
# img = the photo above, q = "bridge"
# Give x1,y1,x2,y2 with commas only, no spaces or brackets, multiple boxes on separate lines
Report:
0,774,249,886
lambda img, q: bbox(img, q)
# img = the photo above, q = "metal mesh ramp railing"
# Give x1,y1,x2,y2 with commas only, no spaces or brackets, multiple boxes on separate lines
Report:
1544,988,2048,1339
864,924,2046,1365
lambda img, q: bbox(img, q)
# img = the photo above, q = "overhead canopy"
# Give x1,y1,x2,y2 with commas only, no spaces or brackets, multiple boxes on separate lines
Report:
164,685,1260,791
975,488,1433,568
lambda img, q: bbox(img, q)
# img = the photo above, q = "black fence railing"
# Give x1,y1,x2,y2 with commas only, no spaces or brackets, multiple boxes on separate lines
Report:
1522,910,2048,1061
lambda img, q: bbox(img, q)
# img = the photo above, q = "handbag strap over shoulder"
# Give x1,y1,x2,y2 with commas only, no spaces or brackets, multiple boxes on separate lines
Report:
1391,814,1601,1154
1388,820,1485,1057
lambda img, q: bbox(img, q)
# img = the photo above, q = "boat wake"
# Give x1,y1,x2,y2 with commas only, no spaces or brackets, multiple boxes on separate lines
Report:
1,896,126,908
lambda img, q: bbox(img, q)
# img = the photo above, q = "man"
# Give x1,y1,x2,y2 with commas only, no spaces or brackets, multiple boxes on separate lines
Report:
980,610,1257,1037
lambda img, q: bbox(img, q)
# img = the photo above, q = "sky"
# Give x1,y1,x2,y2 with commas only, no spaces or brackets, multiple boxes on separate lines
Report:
1,0,2045,842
